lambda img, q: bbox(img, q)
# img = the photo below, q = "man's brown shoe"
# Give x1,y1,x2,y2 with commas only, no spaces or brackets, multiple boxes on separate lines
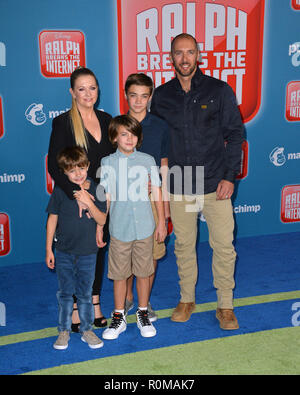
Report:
216,308,239,330
171,302,195,322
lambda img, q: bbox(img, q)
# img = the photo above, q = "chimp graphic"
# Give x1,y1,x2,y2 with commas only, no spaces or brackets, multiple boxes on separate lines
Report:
269,147,286,167
25,103,47,126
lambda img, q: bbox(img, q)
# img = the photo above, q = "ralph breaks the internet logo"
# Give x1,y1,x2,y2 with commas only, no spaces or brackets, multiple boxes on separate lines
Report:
291,0,300,11
281,185,300,223
0,213,11,256
45,155,54,195
0,96,4,139
236,140,248,179
117,0,265,123
285,81,300,122
39,30,86,78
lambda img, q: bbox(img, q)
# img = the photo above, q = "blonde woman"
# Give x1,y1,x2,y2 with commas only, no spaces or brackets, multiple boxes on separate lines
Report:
48,67,114,331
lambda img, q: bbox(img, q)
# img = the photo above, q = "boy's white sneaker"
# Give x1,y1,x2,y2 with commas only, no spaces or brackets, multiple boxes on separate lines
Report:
102,312,127,340
136,309,157,338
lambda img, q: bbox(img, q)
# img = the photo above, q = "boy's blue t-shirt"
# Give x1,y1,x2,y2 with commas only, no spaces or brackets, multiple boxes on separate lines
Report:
46,179,106,255
138,112,169,166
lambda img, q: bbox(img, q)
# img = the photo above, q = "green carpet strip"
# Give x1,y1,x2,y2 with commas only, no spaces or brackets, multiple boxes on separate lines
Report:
25,326,300,375
1,290,300,347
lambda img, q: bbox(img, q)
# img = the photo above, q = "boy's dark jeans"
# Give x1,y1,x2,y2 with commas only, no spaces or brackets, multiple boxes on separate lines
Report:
55,250,96,333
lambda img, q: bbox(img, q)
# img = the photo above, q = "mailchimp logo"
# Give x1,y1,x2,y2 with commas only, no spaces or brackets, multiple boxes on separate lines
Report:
269,147,286,167
270,146,300,167
25,103,47,126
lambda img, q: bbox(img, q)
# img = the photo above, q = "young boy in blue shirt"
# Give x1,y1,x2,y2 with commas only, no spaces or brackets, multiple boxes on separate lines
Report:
46,147,107,350
99,115,167,339
124,73,171,321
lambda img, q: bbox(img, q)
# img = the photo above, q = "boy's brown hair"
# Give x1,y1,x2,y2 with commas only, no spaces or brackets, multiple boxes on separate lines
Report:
108,114,143,149
125,73,153,96
57,146,89,172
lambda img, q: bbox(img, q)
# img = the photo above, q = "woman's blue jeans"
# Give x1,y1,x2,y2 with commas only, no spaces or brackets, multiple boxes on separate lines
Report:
55,250,96,333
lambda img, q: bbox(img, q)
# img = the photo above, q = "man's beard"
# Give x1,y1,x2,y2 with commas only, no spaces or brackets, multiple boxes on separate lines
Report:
174,62,198,77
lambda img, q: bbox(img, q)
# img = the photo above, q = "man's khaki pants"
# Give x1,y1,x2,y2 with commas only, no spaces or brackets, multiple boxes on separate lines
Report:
170,192,236,309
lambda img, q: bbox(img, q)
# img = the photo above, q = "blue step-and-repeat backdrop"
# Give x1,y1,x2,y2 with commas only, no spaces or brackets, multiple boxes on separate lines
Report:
0,0,299,267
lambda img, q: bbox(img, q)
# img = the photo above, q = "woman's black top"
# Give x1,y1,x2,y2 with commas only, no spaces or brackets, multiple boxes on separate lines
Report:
48,109,114,199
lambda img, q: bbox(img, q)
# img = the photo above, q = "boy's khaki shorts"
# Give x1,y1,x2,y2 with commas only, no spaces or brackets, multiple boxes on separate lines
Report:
150,196,166,260
108,235,154,280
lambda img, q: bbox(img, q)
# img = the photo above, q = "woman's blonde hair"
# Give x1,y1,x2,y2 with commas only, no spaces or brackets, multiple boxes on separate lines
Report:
69,67,99,150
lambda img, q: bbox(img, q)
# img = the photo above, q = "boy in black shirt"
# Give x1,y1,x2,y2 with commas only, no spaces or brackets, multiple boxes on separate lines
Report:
123,73,170,321
46,147,107,350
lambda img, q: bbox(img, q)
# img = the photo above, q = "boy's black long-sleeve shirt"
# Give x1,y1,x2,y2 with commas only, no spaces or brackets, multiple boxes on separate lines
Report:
150,68,245,195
